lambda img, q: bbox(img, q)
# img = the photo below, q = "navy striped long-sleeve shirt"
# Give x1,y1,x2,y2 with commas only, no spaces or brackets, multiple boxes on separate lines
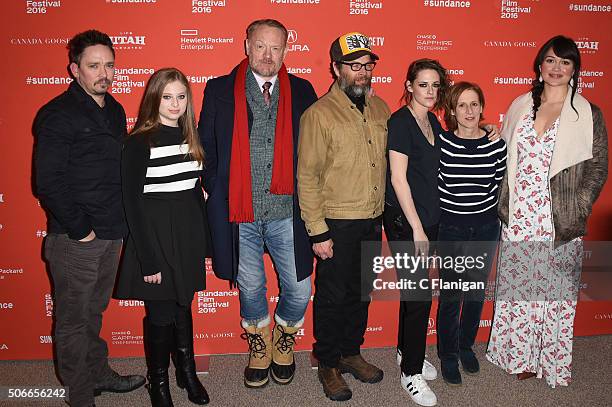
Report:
438,130,507,226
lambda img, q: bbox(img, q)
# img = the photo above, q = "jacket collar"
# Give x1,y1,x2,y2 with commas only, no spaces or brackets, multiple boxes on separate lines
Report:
329,81,369,108
68,81,115,132
503,87,593,180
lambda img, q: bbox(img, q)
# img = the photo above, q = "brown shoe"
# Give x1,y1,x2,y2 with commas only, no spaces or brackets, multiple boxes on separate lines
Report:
338,354,383,383
517,372,536,381
318,364,352,401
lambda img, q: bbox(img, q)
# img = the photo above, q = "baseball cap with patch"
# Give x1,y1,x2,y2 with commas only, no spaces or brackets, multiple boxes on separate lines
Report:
330,32,379,62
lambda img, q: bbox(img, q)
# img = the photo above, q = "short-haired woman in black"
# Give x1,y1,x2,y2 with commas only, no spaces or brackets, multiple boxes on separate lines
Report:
116,68,210,406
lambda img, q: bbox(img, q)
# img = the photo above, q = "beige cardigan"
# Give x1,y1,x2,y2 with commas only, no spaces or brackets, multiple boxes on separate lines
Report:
501,88,594,224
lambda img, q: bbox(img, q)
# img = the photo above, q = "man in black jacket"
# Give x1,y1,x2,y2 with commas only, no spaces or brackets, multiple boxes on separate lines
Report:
198,19,317,388
34,30,144,407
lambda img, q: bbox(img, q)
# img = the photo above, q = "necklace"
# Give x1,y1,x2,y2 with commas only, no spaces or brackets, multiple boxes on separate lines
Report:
408,105,434,145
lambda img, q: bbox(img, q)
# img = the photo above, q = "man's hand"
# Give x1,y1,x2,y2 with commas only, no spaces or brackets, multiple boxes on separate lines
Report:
79,230,96,242
313,239,334,260
144,272,162,284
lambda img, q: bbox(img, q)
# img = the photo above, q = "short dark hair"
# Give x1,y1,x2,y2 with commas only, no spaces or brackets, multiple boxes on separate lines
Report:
246,19,288,44
401,58,449,111
67,29,115,65
444,82,486,131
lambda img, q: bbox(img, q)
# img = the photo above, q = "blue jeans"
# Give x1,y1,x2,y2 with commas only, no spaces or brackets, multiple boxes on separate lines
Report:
237,217,311,325
436,220,500,365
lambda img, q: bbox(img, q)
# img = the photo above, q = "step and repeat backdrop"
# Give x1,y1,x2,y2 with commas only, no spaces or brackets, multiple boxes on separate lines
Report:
1,0,611,360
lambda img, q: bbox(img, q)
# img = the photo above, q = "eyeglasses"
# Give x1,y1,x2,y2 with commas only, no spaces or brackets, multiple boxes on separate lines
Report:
338,61,377,71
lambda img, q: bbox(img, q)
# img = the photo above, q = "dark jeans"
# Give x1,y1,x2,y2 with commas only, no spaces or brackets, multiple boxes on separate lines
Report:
313,217,382,367
383,205,438,375
436,221,500,365
44,233,122,407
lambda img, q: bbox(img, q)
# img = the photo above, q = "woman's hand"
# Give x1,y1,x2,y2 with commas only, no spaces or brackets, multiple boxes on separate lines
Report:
484,124,501,141
413,229,429,258
144,272,162,284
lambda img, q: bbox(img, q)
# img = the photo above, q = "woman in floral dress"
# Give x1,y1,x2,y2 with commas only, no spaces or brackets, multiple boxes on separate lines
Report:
486,35,608,387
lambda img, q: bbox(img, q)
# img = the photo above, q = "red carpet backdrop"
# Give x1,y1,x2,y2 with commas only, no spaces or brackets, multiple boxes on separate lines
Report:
1,0,611,360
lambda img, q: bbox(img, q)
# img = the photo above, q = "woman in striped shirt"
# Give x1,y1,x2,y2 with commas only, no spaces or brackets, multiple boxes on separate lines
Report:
116,68,210,406
436,82,506,386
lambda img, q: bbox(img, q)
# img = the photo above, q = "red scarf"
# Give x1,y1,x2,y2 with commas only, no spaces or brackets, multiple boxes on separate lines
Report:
229,58,293,223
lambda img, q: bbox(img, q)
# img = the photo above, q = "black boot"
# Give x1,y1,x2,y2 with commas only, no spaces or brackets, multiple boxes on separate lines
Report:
145,320,175,407
173,307,210,405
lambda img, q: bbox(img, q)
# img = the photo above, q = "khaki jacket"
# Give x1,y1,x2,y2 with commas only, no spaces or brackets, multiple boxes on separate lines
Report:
297,82,390,237
498,90,608,243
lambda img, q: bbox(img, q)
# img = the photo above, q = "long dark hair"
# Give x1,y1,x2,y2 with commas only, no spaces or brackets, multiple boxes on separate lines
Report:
531,35,581,120
130,68,204,164
401,58,449,111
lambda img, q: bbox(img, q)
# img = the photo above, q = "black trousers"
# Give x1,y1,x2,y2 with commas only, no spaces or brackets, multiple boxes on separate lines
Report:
383,205,438,375
313,217,382,367
436,221,500,365
145,300,190,326
44,234,122,407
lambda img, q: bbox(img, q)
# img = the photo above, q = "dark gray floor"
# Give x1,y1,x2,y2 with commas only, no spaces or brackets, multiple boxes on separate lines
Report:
1,336,611,406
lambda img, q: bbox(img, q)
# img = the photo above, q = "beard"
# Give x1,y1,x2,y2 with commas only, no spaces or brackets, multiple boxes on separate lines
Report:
338,74,371,98
250,57,281,78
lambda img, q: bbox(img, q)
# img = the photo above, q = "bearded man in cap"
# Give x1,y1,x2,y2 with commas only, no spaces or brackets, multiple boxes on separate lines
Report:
297,32,390,401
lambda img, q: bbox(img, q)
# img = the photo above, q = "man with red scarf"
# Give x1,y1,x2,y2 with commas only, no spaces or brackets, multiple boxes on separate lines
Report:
198,19,317,388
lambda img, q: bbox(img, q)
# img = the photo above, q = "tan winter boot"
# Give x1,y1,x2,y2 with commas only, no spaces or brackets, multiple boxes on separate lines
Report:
270,315,302,385
240,316,272,388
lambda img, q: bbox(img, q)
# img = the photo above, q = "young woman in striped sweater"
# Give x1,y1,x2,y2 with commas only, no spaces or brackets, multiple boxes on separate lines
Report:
436,82,506,386
116,68,210,406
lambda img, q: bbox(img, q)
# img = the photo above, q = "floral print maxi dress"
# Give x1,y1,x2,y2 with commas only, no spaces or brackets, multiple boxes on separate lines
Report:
486,114,583,388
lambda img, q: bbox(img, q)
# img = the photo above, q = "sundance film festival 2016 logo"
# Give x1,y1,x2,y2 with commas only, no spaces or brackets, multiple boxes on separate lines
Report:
25,0,61,14
191,0,226,14
112,66,151,95
287,29,310,52
500,0,537,19
109,32,146,50
349,0,383,15
197,290,237,314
